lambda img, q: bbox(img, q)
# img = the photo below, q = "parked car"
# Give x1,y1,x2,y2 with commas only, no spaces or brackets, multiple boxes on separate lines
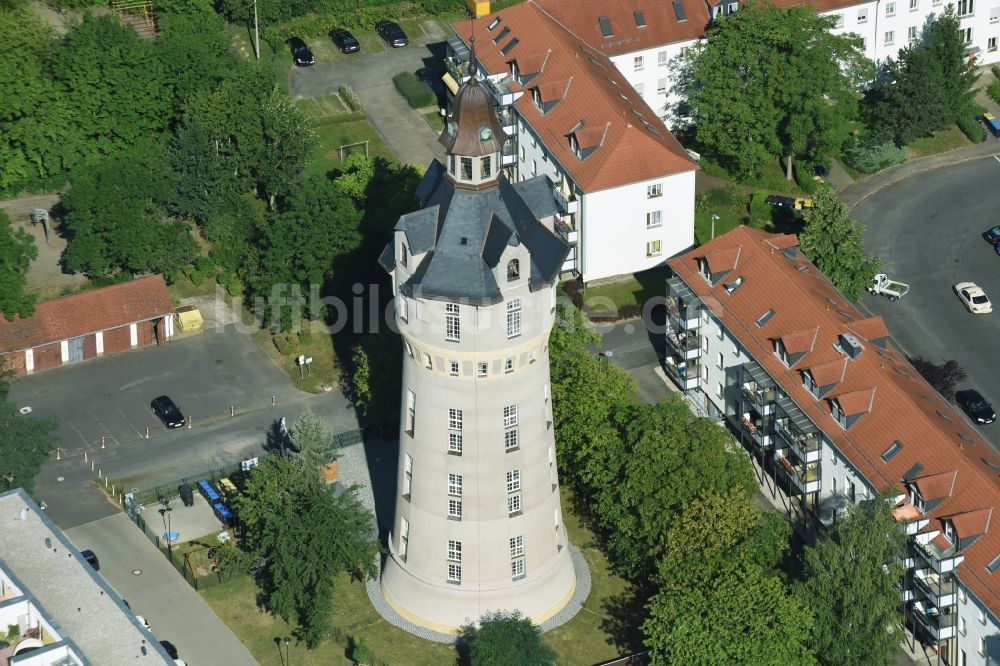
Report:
983,225,1000,245
151,395,185,429
954,282,993,314
376,20,408,47
330,28,360,53
135,615,150,630
159,641,178,659
811,163,828,183
287,37,315,66
80,549,99,571
766,194,813,210
956,389,996,424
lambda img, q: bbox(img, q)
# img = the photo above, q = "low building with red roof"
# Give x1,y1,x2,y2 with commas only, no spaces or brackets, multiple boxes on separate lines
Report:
0,275,176,377
447,3,698,282
667,226,1000,664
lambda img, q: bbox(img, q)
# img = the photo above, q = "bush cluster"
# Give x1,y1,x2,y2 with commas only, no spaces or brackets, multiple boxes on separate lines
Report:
748,191,771,225
957,114,985,143
841,139,906,174
793,162,819,194
392,71,436,109
338,85,365,113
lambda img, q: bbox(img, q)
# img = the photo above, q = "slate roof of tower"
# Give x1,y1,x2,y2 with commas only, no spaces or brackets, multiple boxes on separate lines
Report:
389,167,569,303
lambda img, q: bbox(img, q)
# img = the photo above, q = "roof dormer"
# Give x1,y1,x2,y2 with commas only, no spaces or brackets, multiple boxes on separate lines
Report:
510,50,550,86
910,470,958,513
947,508,993,551
848,316,890,349
802,358,847,398
828,388,875,429
697,246,741,285
774,327,819,367
567,123,607,161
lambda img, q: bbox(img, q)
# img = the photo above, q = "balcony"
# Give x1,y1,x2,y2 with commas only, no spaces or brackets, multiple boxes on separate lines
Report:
741,411,773,448
741,382,776,415
444,57,469,84
666,326,701,360
666,296,701,331
500,143,517,166
913,569,958,608
788,462,821,494
664,357,700,390
912,601,957,641
915,537,965,574
553,215,578,245
498,108,517,135
775,422,821,463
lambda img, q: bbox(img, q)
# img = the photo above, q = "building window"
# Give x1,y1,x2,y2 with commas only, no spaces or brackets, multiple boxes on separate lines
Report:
406,390,416,435
530,159,537,177
646,210,662,228
450,360,459,376
505,429,519,450
449,432,462,453
448,539,462,562
980,609,987,625
507,259,520,281
909,0,918,9
657,78,667,94
957,0,973,15
461,157,473,180
504,358,514,373
834,13,844,27
449,408,463,431
448,563,461,583
992,6,1000,21
635,82,645,97
658,50,668,66
519,145,525,161
504,404,518,427
403,339,413,357
647,183,662,198
480,155,492,179
960,587,968,604
508,493,522,515
448,498,462,518
885,1,895,16
445,303,460,341
717,382,724,399
477,362,488,378
646,240,662,257
962,26,972,43
399,516,409,558
909,26,918,42
449,154,456,175
403,453,413,495
511,558,525,579
993,36,1000,51
980,636,986,656
717,352,723,369
507,469,521,493
884,30,894,45
507,298,522,337
633,55,644,70
960,616,967,635
400,243,408,267
861,36,867,49
510,535,524,557
858,8,868,22
398,295,409,322
448,473,463,496
423,352,433,369
932,0,940,6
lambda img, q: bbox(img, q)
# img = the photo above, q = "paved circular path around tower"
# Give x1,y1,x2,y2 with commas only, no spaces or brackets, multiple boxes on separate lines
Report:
335,439,592,643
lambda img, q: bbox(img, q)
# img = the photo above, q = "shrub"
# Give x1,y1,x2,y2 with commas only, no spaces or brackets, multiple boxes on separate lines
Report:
957,114,985,143
842,139,906,174
993,63,1000,81
748,191,771,226
793,162,819,194
561,280,584,309
705,184,744,208
338,85,365,114
184,256,215,284
272,331,300,355
392,71,436,109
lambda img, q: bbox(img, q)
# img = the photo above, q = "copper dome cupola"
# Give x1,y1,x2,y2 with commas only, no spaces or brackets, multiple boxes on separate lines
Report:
439,76,508,158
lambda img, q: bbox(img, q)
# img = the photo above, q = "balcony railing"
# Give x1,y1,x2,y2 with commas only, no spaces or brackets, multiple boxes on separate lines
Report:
915,537,964,574
667,296,701,330
913,570,957,608
664,358,701,390
444,57,469,83
741,383,776,410
913,602,957,641
500,143,517,166
775,422,821,462
789,463,821,494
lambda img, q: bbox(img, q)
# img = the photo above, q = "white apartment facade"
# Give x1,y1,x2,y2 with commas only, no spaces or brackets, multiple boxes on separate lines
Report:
665,226,1000,664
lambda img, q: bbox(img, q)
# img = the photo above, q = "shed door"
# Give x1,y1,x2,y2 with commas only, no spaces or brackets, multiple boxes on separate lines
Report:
67,336,85,363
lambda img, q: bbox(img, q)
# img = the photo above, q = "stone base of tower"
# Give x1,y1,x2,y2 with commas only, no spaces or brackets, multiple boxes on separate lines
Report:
380,546,577,632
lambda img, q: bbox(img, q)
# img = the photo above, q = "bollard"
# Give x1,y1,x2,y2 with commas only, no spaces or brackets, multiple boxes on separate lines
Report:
187,415,192,429
230,405,235,417
98,469,102,479
91,461,94,472
101,436,106,449
145,426,150,439
84,451,88,463
55,448,61,461
271,395,276,408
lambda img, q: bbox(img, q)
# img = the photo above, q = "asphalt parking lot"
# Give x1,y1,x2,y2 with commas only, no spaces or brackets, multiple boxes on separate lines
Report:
857,156,1000,450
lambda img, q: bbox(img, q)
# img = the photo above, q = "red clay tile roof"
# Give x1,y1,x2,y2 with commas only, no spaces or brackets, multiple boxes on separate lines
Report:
454,3,697,192
779,327,818,355
764,234,800,251
535,0,871,55
951,508,993,541
832,387,875,417
807,358,847,387
702,246,741,274
0,275,174,353
914,471,958,502
668,226,1000,617
849,316,890,344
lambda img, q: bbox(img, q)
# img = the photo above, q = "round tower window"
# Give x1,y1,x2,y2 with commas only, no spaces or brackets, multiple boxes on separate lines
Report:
479,127,492,141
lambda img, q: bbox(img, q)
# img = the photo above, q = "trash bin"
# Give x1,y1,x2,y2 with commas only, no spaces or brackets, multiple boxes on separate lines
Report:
178,483,194,507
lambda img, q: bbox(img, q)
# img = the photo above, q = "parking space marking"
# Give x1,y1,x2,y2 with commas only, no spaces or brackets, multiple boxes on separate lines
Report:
117,408,143,439
994,154,1000,163
67,420,92,447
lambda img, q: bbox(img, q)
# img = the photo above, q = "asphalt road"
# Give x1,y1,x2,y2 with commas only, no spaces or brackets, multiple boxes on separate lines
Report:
14,325,361,529
857,156,1000,450
591,312,676,405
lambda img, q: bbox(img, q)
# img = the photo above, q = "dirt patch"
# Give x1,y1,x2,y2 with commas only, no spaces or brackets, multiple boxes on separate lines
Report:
17,218,88,299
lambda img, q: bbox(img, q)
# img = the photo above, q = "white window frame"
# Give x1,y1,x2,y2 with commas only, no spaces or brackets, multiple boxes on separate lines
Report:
449,432,463,453
957,0,973,16
992,6,1000,22
858,8,868,22
449,408,463,430
448,563,461,582
908,25,918,42
909,0,918,10
505,429,519,451
423,352,433,369
448,539,462,562
657,50,668,66
508,493,522,515
510,535,524,557
504,358,514,373
961,26,972,43
885,1,896,16
646,240,662,257
504,404,519,428
656,78,667,94
403,453,413,495
448,498,462,518
884,30,894,45
633,55,643,71
507,469,521,493
406,390,416,435
477,362,488,378
646,183,662,198
450,360,459,376
448,473,463,497
398,295,409,322
646,210,662,228
507,298,522,338
511,558,525,579
445,303,460,341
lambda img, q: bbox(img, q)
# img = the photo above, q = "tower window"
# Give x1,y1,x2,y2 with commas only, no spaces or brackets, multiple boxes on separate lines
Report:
446,303,460,341
448,539,462,562
505,358,514,373
504,404,518,427
448,498,462,518
449,432,462,453
511,558,525,579
461,157,473,180
510,535,524,557
507,259,520,282
507,298,522,337
478,362,488,378
506,469,521,493
448,563,461,582
449,408,463,430
448,473,463,496
406,390,416,435
480,155,492,178
400,243,408,267
508,494,522,515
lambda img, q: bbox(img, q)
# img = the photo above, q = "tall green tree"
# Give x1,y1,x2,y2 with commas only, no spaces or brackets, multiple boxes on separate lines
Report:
0,376,59,495
156,11,234,116
458,610,556,666
289,409,332,470
351,328,403,423
798,186,880,302
234,455,379,647
798,497,905,666
61,141,198,281
681,0,868,179
0,210,37,321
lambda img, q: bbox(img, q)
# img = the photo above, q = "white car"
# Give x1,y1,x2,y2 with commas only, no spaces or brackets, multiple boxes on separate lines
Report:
954,282,993,314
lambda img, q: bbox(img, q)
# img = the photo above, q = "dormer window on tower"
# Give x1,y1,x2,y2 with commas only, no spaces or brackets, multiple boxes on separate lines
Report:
461,157,473,179
507,259,520,282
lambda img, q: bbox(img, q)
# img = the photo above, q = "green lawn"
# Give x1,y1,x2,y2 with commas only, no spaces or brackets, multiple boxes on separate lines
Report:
582,266,671,311
199,488,637,665
906,125,972,159
700,157,806,195
423,110,443,133
250,327,342,393
303,120,395,178
167,276,218,302
297,94,353,123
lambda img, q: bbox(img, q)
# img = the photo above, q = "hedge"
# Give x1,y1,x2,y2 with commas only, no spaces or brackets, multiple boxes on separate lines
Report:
793,161,819,194
748,191,771,226
339,85,365,113
392,71,436,109
957,114,985,143
842,139,906,174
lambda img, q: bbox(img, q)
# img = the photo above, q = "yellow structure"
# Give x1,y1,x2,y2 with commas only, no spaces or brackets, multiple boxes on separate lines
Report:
466,0,490,18
175,305,203,332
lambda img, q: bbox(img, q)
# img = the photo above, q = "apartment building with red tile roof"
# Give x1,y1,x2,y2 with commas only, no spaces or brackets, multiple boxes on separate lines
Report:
0,275,175,376
448,2,698,282
666,225,1000,663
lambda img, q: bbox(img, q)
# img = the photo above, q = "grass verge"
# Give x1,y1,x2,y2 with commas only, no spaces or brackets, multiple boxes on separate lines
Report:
199,487,636,665
304,120,395,178
700,157,806,195
906,125,972,159
250,327,342,393
582,266,671,312
167,276,218,302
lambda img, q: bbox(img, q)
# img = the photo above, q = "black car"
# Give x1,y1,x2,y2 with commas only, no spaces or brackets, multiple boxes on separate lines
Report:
766,194,796,209
80,549,100,571
151,395,185,429
330,28,360,53
956,389,996,425
984,225,1000,245
159,641,179,660
287,37,315,66
376,20,408,47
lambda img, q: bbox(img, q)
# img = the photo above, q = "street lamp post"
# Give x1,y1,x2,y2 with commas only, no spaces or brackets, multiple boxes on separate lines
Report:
711,214,719,240
160,498,173,554
252,0,260,60
283,637,291,665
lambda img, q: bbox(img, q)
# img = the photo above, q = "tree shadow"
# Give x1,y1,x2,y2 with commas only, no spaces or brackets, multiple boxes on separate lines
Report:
362,435,398,544
599,587,650,655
